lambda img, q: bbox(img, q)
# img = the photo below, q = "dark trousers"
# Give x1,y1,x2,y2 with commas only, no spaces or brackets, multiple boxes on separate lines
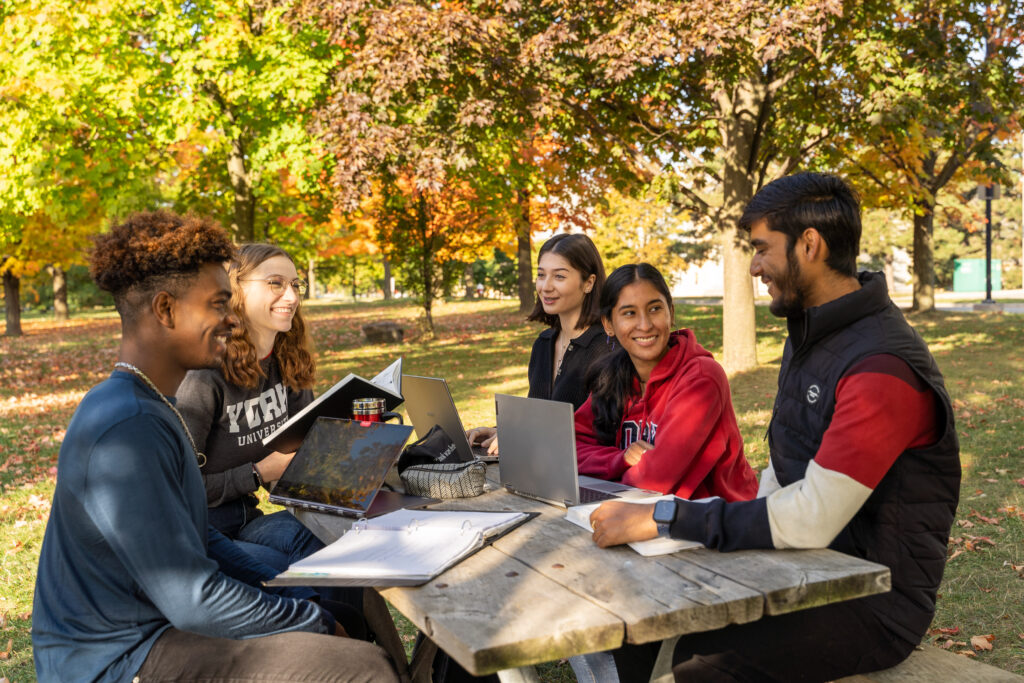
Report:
136,626,399,682
614,597,916,683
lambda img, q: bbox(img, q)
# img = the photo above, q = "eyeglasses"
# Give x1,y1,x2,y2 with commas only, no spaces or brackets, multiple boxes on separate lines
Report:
239,277,308,296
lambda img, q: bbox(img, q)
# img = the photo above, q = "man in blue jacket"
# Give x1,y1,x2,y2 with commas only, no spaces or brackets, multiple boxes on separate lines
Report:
590,173,959,682
32,211,396,683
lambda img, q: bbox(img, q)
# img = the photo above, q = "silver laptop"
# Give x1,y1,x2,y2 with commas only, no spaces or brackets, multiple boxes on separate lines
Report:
495,394,641,508
269,417,435,518
402,375,494,462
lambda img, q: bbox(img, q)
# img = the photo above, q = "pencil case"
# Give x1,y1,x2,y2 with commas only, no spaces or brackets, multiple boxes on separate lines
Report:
400,460,486,499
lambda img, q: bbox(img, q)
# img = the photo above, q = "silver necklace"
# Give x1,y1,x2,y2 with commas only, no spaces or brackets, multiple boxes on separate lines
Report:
114,362,207,468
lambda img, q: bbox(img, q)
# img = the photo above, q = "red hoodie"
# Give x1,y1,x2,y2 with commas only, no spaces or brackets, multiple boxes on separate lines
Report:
574,329,758,502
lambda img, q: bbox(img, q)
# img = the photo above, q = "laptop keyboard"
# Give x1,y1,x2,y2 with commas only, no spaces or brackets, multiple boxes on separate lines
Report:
578,487,617,504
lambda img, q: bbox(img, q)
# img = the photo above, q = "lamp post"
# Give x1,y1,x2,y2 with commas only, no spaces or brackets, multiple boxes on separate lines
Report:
974,182,1000,305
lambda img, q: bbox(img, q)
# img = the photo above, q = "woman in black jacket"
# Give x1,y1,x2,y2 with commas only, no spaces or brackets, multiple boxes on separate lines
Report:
468,233,609,454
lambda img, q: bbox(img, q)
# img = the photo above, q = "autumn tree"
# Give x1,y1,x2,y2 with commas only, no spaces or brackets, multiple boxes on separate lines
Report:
0,0,162,333
148,0,341,242
300,0,630,313
841,0,1024,311
527,1,859,372
371,175,501,336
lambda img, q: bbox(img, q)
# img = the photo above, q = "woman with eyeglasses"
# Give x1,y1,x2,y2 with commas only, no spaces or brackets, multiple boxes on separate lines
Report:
176,243,322,570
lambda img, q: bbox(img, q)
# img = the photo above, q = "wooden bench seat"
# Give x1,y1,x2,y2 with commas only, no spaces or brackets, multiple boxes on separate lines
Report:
835,646,1023,682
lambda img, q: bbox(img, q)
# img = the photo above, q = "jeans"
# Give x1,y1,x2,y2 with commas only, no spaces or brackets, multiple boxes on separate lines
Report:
212,498,325,571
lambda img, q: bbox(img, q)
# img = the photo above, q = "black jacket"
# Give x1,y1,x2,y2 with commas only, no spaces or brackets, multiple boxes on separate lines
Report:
528,323,610,410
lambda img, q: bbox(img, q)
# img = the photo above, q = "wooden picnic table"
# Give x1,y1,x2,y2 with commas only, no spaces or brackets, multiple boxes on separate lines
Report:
294,465,891,680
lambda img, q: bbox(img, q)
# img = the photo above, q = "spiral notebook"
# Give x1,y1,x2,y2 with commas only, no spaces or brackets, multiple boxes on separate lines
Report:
267,509,535,586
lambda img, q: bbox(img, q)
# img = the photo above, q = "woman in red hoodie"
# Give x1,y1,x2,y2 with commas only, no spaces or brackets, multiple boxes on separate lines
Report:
575,263,758,501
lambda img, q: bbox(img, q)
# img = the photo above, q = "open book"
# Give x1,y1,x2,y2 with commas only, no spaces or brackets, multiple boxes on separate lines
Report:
564,495,704,557
262,358,404,453
267,509,533,587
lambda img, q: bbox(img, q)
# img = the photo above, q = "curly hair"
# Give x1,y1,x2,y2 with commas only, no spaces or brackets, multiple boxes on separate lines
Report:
221,243,315,392
90,211,235,325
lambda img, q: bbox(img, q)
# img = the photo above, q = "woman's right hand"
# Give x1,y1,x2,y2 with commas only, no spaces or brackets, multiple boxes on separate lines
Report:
466,426,499,455
622,440,653,467
254,450,296,485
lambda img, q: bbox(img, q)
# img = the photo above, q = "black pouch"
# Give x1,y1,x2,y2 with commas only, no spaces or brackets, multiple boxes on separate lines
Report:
397,425,484,499
397,424,468,472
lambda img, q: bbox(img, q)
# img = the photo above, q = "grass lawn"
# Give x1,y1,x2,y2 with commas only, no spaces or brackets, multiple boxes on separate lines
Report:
1,297,1022,681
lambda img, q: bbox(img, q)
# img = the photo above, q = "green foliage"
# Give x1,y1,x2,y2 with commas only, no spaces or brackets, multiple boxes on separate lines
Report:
471,249,518,298
592,189,712,283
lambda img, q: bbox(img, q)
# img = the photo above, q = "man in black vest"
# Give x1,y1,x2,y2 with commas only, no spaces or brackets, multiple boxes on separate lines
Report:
589,172,960,682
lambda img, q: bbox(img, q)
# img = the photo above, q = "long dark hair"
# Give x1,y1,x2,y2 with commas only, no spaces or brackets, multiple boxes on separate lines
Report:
588,263,675,445
527,233,606,330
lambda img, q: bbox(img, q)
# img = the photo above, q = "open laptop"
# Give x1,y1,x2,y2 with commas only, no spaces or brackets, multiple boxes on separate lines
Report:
495,394,647,508
270,417,435,518
402,375,494,462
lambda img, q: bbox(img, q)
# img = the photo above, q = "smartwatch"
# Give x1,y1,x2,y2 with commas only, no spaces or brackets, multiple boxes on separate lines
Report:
652,499,678,538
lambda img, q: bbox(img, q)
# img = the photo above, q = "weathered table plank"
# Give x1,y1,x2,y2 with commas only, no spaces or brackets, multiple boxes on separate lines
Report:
379,545,623,675
680,547,890,615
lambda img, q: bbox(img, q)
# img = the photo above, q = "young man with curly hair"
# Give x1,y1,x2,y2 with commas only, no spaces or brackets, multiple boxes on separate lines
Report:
31,211,397,683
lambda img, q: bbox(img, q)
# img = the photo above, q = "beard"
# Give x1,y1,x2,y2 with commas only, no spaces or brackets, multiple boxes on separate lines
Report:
768,249,808,318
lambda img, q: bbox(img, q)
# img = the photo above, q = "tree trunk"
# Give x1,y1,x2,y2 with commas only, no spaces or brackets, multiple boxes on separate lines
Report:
516,189,533,313
49,265,69,321
463,262,475,299
351,255,358,300
306,257,317,299
716,83,759,374
3,267,23,337
883,251,895,294
382,256,393,300
912,206,936,312
227,137,256,242
417,195,435,337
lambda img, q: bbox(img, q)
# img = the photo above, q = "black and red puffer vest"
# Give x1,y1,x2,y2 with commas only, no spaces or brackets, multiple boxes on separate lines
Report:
768,272,960,645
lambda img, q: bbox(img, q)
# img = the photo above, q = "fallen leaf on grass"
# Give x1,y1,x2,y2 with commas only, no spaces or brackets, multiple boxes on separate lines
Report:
1003,561,1024,578
971,634,994,651
1016,478,1024,487
948,549,964,561
0,638,11,660
956,650,978,658
970,511,1001,525
956,519,975,528
929,626,961,636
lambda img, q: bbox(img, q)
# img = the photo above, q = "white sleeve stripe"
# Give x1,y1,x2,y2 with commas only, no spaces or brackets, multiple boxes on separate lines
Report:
757,465,781,499
765,460,872,549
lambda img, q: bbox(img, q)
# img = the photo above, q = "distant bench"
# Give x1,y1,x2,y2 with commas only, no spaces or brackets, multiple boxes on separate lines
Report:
834,646,1023,682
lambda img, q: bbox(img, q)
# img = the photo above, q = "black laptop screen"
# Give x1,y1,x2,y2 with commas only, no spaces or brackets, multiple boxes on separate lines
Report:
271,418,413,514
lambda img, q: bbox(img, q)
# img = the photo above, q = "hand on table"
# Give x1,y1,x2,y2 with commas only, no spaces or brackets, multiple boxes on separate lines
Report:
589,501,658,548
622,440,653,466
254,450,295,485
467,426,499,456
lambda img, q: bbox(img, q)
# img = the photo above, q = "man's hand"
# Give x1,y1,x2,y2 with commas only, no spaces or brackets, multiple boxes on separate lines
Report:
467,427,499,456
589,501,659,548
254,450,295,484
622,440,653,466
